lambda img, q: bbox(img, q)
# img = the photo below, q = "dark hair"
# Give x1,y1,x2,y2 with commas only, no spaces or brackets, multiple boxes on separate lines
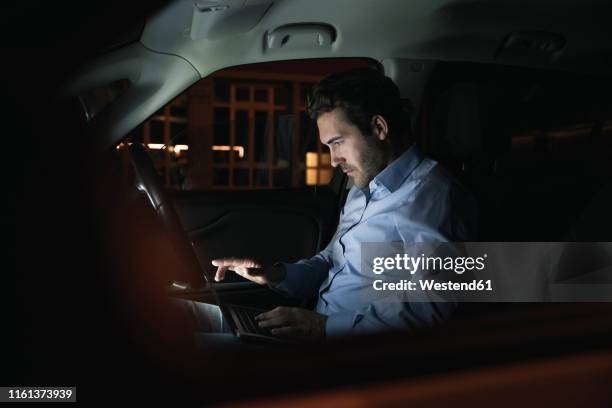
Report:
308,68,411,149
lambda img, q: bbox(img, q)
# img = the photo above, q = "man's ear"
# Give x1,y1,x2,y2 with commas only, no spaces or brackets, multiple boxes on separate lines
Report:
372,115,389,141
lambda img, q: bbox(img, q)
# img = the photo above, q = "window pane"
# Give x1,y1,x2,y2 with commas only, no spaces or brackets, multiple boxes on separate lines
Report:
275,113,293,167
300,83,313,105
170,122,187,145
129,125,144,144
236,87,250,101
150,121,164,144
233,169,249,186
170,105,187,117
213,169,229,186
254,169,269,187
214,79,230,102
254,89,268,102
213,108,229,145
274,85,289,107
254,111,268,163
319,168,333,184
305,169,318,186
235,110,249,162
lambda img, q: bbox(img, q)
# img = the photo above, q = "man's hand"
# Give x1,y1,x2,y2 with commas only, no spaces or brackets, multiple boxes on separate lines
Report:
255,306,328,341
211,258,285,285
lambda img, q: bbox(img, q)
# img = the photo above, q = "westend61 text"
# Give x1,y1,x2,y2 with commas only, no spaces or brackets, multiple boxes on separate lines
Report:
373,279,493,291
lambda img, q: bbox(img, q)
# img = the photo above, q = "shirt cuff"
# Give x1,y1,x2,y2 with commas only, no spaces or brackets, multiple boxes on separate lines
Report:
325,311,355,338
267,262,302,297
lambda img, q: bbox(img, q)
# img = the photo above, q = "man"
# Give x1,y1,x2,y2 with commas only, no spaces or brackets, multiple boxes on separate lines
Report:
212,68,476,341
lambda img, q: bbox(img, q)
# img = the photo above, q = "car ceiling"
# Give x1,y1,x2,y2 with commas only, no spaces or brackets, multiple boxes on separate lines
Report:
142,0,612,77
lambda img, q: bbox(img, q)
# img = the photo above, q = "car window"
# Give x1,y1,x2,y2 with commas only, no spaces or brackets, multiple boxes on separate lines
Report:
117,58,376,190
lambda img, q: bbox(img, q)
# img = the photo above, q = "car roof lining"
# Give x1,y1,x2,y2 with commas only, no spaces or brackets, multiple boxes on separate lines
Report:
143,0,612,78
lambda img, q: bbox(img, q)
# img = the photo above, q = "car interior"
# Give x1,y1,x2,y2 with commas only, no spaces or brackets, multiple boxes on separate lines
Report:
5,0,612,406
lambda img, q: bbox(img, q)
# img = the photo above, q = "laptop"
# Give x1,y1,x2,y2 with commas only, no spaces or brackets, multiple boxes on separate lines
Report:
199,268,299,344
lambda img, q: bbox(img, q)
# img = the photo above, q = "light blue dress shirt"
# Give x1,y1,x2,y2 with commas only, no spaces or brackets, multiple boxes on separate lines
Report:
274,146,476,337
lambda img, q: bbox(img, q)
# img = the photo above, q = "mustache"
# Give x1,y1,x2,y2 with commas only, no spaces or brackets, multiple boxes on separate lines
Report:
339,164,354,173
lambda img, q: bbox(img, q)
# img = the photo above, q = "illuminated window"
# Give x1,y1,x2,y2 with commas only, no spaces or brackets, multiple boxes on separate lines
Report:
305,152,333,186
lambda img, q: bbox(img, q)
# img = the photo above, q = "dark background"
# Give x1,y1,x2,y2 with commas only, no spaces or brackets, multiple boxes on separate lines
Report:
1,1,179,403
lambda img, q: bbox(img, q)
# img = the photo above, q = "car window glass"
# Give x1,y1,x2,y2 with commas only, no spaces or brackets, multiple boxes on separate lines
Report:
117,58,376,190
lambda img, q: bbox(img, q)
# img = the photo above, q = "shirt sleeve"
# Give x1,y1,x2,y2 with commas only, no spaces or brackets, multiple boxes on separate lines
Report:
268,228,337,300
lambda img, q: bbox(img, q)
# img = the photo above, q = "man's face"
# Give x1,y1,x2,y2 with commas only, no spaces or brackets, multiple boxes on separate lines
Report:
317,108,386,188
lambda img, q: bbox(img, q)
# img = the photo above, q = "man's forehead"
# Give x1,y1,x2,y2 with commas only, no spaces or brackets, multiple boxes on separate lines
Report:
318,121,344,145
323,108,350,124
317,109,352,132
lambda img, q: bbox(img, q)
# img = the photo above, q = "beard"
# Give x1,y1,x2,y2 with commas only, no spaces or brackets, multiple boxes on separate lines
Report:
347,136,388,188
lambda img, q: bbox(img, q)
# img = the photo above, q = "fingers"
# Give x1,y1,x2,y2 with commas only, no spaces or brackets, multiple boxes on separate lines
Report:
246,267,267,276
214,265,249,282
255,306,287,321
253,307,326,340
233,266,251,276
253,307,321,339
256,307,296,328
212,258,262,282
214,265,228,282
257,316,290,328
212,258,261,268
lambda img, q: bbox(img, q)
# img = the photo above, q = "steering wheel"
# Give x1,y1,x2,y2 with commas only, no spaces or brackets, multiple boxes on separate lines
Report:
127,143,205,289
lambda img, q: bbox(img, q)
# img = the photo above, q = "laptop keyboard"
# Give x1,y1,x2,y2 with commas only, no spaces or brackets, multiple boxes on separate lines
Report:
230,305,275,336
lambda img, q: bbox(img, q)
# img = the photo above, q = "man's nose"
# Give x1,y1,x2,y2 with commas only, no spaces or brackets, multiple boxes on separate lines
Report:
330,150,343,168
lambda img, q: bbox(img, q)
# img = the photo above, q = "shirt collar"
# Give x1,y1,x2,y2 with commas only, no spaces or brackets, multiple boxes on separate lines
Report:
369,144,423,193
